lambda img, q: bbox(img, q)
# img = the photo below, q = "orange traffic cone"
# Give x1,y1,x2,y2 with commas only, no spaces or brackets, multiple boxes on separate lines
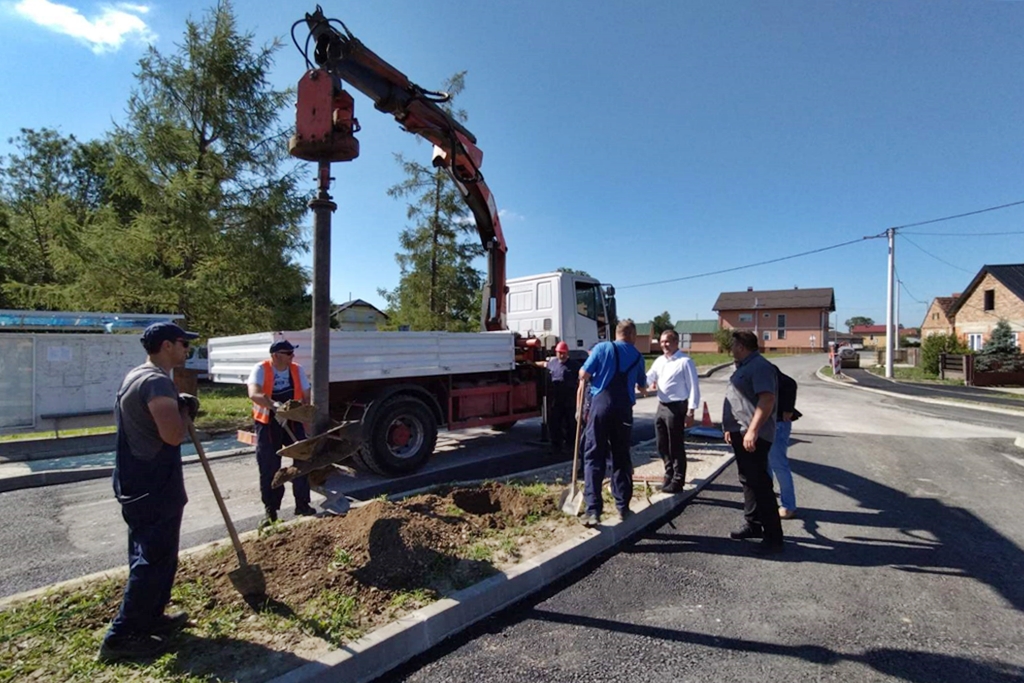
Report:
701,401,713,427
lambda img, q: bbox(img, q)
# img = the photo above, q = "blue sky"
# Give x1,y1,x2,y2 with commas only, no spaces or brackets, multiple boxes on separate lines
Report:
2,0,1023,332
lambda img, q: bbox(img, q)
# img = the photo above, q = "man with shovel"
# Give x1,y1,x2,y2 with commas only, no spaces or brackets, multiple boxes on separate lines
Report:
100,322,201,663
578,319,648,526
247,340,316,526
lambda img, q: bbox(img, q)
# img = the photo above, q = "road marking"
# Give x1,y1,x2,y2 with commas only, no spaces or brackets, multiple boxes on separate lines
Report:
1002,453,1024,469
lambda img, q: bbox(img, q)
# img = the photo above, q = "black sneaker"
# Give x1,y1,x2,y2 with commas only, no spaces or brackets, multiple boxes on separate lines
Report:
151,611,189,635
97,633,166,663
661,481,684,494
616,508,634,523
259,508,278,530
729,524,764,540
295,504,317,517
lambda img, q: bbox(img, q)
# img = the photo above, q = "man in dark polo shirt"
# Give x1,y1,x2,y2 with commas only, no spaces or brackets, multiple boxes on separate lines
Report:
722,330,784,554
100,322,200,663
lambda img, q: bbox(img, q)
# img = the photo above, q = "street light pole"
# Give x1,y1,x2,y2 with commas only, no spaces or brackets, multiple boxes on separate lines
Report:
885,228,895,379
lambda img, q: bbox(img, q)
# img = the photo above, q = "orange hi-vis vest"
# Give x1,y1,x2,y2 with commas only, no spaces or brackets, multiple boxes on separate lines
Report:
252,360,305,424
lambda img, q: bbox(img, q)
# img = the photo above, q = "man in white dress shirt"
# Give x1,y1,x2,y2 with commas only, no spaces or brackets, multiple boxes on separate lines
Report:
646,329,701,493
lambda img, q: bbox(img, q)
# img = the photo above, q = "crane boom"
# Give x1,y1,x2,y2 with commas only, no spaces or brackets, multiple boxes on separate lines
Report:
291,7,508,331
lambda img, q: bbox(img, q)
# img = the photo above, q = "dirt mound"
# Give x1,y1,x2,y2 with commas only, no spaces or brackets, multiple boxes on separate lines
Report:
179,482,559,615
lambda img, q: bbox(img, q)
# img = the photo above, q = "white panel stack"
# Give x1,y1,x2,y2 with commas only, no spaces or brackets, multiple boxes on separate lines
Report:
208,330,516,385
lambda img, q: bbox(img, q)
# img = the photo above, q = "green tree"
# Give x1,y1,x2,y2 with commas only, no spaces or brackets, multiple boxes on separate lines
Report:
845,316,874,331
652,311,673,338
556,267,592,277
0,129,98,308
379,72,484,332
920,332,968,375
713,328,734,353
85,1,310,335
976,320,1024,372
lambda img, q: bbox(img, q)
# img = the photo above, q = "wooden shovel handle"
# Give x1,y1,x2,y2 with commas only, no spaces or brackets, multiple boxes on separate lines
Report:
188,421,249,567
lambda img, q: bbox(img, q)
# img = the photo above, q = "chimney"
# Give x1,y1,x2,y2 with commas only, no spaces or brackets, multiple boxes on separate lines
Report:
952,292,961,298
794,285,799,289
747,286,753,292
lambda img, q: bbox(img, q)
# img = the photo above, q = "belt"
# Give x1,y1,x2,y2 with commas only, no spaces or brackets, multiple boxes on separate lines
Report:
660,400,686,406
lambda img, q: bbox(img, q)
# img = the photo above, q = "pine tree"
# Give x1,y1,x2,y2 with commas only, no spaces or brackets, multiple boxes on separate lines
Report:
378,73,484,332
976,320,1023,372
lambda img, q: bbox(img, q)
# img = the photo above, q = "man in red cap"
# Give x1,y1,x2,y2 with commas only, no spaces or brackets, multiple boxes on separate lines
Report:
538,341,582,456
247,339,315,525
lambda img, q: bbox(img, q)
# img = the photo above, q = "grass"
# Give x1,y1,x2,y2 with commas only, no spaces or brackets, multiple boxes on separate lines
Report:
303,590,361,642
0,384,252,444
865,365,964,385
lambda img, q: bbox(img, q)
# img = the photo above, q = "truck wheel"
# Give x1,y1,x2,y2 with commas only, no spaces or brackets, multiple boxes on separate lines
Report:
360,396,438,476
490,420,517,432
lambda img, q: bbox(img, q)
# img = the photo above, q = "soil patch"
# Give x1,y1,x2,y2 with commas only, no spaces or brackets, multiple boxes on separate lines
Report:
1,482,577,683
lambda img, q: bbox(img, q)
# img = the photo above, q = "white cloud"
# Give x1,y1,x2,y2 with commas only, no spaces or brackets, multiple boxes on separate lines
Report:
13,0,155,54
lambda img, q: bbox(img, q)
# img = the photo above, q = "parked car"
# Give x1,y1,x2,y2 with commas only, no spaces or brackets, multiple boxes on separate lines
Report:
185,345,209,381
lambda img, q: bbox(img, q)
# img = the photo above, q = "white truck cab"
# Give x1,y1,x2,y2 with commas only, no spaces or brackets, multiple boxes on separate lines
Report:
505,272,616,355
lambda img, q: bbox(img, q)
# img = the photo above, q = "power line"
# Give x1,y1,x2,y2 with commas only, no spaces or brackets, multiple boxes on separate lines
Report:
891,199,1024,230
898,234,974,274
901,229,1024,236
618,235,880,290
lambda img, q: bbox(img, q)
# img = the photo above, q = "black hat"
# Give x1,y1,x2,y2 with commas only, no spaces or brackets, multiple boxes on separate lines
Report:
270,340,298,354
141,322,199,351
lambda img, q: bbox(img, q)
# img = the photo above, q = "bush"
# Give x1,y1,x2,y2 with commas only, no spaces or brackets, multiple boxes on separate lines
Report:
920,333,967,375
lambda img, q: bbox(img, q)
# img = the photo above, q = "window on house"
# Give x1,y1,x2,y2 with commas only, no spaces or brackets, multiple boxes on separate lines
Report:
763,312,770,318
763,331,771,341
984,289,995,311
738,313,753,323
932,313,938,321
968,333,983,351
778,329,787,340
777,314,787,328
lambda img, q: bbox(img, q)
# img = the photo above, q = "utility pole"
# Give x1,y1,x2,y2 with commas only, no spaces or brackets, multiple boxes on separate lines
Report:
895,279,901,352
885,228,895,379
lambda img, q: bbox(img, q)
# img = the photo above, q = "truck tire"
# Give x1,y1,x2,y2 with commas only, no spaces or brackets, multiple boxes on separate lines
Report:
359,396,438,476
490,420,518,432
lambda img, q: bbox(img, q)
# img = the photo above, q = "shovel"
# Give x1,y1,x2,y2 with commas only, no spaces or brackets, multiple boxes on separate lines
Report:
187,421,266,598
559,392,586,516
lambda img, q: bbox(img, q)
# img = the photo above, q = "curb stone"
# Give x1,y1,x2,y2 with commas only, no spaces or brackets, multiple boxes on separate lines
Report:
266,443,735,683
815,367,1024,450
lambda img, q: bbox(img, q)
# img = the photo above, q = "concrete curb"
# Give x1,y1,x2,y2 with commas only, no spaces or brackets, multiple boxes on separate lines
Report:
699,362,733,378
815,367,1024,450
0,447,253,494
266,447,735,683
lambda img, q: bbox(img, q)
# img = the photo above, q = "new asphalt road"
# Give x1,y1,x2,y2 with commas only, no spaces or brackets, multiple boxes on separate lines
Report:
383,355,1024,683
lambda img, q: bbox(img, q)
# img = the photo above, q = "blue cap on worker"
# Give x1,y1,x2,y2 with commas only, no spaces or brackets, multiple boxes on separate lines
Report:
140,322,199,351
270,340,298,354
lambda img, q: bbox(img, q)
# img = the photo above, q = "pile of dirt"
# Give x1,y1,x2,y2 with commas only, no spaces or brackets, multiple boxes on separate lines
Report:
177,482,560,617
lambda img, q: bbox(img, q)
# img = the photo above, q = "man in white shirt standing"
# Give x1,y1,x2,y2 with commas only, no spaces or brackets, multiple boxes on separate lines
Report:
646,329,701,493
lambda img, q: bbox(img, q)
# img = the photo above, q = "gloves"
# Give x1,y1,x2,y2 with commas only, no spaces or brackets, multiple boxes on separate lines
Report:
178,393,200,421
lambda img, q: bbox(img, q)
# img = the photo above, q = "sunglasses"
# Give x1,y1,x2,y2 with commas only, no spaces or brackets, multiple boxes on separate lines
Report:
176,339,190,349
276,351,294,356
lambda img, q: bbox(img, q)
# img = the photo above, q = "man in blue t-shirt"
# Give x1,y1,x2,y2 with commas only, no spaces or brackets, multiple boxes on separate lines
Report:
577,319,648,526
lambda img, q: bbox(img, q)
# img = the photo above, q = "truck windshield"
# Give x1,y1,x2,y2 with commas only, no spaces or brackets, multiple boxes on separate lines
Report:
575,281,609,339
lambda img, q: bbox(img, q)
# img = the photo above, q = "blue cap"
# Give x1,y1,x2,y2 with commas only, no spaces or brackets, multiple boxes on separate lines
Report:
270,340,298,354
141,322,199,350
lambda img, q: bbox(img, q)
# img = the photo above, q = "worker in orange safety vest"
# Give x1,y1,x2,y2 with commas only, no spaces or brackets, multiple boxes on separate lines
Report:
246,340,315,526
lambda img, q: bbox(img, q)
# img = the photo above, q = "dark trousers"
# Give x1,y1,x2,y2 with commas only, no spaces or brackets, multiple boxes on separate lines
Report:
655,400,688,484
583,394,633,516
108,504,184,638
548,393,577,453
729,432,783,542
255,420,310,511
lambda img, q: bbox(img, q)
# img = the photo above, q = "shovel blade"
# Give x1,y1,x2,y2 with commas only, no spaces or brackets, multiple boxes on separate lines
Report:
559,484,584,516
229,563,266,598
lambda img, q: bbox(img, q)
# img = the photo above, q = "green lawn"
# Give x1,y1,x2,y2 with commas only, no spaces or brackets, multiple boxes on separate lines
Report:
865,365,964,385
0,384,252,443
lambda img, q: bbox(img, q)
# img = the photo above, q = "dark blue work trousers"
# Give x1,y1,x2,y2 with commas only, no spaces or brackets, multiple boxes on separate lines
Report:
582,391,633,517
107,504,184,638
256,419,310,512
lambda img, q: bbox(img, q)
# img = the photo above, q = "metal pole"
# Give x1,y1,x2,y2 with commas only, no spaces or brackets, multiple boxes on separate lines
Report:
310,161,337,437
885,228,895,379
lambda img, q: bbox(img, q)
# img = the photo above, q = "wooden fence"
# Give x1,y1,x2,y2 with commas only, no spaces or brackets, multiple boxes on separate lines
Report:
939,354,1024,387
